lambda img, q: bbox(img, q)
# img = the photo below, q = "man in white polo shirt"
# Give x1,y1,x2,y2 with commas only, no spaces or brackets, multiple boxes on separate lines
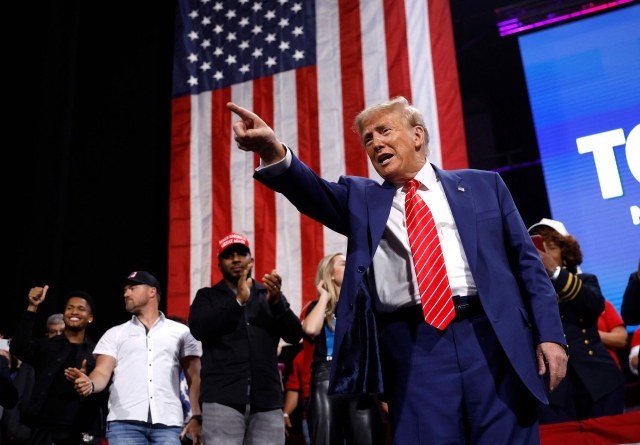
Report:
65,271,202,445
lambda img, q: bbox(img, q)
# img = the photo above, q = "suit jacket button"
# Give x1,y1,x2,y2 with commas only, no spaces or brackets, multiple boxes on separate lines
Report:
357,265,365,273
588,350,593,356
584,339,589,345
582,329,586,334
349,303,353,309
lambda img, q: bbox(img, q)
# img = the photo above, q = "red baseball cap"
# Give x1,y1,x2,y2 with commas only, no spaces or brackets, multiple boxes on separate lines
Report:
217,233,251,257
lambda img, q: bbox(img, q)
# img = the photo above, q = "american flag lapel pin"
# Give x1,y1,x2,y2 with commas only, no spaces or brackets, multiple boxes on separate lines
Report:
458,186,465,192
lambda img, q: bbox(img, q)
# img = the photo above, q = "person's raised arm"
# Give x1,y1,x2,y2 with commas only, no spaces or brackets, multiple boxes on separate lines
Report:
10,286,50,364
302,281,332,339
65,354,115,396
227,102,286,165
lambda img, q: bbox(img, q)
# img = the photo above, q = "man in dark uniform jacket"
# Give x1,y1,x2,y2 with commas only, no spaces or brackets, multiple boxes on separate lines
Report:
10,286,102,445
189,233,303,445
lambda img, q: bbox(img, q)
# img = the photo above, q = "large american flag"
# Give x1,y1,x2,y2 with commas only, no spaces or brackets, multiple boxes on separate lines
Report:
168,0,468,320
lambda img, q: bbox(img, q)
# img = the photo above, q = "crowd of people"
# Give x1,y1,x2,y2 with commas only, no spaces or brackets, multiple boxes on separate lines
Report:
1,97,639,445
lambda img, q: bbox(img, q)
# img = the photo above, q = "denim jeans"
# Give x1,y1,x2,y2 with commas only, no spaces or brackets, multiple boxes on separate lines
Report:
106,420,182,445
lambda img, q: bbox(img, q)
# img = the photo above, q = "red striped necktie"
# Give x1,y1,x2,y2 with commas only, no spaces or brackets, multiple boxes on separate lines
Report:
404,179,455,329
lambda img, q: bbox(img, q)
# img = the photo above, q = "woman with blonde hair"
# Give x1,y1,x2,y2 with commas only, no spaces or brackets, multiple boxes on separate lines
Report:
302,253,383,445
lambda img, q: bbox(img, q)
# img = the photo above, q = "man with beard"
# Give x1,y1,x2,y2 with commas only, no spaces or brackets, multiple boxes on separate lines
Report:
65,271,203,445
10,286,102,445
189,233,302,445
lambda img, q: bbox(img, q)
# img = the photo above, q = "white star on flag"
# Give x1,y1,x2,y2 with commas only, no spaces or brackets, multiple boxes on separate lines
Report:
187,53,198,62
212,70,223,80
252,48,263,58
292,49,304,60
265,56,276,67
252,2,262,12
188,31,199,40
239,64,250,73
238,40,250,50
225,9,236,19
213,47,224,56
201,39,211,48
189,10,199,19
292,26,303,36
265,33,276,43
225,54,237,64
265,10,276,20
213,2,223,11
200,61,211,71
278,41,290,51
291,2,301,12
187,76,198,86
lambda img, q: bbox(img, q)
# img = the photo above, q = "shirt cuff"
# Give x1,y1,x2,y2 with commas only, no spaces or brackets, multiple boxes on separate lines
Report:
255,145,292,177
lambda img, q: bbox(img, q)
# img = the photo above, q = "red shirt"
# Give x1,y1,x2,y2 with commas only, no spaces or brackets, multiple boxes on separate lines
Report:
284,303,313,401
598,300,625,368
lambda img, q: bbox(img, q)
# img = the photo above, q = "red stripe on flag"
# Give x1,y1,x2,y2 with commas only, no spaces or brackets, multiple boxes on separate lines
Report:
253,76,277,281
383,0,412,101
211,87,233,284
428,0,468,169
168,95,192,320
296,66,325,309
338,0,369,177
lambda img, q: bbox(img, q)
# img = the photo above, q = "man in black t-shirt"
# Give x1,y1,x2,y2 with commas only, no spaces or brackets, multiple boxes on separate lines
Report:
189,233,303,445
10,286,102,445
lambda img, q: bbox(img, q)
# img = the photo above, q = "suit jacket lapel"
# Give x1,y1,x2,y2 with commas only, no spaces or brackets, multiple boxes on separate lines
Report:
365,181,395,255
434,166,478,276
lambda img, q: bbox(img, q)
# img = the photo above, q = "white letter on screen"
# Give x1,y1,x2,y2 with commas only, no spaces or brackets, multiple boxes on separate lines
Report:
576,129,626,199
631,206,640,226
626,124,640,183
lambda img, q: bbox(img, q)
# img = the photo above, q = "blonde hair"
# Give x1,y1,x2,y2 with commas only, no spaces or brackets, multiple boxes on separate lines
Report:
314,253,344,331
354,96,430,155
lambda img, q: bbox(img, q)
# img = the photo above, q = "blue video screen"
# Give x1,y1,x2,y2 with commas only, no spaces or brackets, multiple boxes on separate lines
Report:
518,5,640,326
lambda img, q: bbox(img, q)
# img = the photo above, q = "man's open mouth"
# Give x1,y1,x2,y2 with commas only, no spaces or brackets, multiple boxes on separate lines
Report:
378,153,393,166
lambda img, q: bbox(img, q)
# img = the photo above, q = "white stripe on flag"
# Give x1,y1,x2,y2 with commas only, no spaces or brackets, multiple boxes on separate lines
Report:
317,0,348,256
190,91,212,299
405,0,442,168
274,70,302,318
231,80,256,257
361,0,387,184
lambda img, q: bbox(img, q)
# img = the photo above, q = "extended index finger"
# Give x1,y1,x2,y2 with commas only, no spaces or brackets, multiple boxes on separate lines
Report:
227,102,255,121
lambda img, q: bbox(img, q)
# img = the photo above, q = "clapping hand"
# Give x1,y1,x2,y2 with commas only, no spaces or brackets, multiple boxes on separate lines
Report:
64,360,92,397
236,264,254,305
264,270,282,304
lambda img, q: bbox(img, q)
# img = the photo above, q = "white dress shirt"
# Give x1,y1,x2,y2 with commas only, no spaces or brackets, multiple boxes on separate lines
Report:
370,162,477,312
258,149,477,313
93,312,201,426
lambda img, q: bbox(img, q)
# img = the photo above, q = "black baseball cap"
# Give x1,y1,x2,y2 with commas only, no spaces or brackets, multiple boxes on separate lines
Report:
124,271,162,296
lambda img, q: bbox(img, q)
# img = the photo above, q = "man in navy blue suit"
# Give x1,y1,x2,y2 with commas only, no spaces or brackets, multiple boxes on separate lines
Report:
227,97,567,444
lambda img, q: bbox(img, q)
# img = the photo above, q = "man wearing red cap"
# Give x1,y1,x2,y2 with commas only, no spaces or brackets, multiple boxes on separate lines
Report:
189,233,302,445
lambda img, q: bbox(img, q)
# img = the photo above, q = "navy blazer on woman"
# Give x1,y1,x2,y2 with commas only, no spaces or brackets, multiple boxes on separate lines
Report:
256,152,566,403
546,271,624,405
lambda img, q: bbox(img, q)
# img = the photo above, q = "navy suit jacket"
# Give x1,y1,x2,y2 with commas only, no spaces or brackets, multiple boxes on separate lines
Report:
256,152,565,403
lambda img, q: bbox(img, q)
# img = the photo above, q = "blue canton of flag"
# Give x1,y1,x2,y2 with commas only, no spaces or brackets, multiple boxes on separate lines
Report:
173,0,316,97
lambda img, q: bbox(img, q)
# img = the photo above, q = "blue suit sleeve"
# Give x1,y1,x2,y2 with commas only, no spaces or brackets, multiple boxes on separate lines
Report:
495,173,565,346
254,151,350,236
